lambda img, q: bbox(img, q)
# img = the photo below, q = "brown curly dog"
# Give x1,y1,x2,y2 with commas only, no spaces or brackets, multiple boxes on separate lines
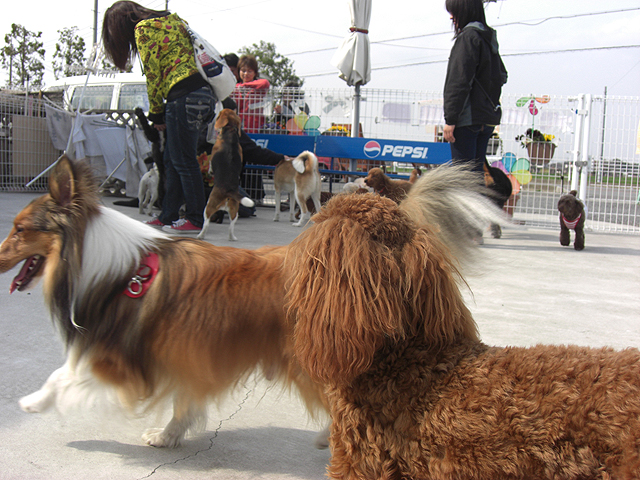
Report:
285,192,640,479
364,167,413,203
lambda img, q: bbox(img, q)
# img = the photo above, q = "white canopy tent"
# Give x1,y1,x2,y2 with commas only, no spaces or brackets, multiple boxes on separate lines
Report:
331,0,371,143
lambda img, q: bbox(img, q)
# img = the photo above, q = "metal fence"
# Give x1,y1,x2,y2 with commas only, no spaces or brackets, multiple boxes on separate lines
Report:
1,87,639,234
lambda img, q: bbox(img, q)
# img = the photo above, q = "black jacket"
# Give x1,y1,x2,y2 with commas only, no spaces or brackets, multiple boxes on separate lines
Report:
443,22,507,127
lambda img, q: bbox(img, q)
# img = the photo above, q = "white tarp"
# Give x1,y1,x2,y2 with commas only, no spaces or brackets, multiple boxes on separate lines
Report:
331,0,371,87
45,104,151,194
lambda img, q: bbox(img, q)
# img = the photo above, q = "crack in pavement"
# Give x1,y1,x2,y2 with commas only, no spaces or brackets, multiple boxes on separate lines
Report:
138,386,253,479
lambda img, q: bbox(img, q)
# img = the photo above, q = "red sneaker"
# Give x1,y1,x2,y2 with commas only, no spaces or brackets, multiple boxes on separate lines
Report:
162,219,201,234
145,218,164,227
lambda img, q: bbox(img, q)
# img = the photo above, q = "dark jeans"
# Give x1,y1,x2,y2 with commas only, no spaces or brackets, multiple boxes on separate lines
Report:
160,86,216,227
449,124,495,174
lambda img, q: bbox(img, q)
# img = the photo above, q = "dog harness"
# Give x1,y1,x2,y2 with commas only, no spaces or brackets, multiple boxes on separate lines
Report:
562,213,582,230
124,252,159,298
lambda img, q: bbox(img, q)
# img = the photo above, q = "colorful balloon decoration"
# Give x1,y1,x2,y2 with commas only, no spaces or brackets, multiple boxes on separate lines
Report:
287,114,322,136
286,118,303,135
492,152,532,195
303,115,321,136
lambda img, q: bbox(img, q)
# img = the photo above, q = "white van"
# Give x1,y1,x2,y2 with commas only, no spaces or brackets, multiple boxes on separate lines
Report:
46,73,149,112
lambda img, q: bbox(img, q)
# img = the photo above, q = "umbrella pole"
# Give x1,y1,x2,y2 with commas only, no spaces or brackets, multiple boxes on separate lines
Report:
350,83,361,174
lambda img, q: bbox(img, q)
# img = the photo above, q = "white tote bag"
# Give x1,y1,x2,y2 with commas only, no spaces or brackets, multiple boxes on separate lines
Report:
182,22,237,101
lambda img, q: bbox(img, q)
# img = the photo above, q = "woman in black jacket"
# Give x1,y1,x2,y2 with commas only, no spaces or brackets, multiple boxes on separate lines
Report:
443,0,507,173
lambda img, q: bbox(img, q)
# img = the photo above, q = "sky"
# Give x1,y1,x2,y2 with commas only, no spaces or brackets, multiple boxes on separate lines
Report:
2,0,640,97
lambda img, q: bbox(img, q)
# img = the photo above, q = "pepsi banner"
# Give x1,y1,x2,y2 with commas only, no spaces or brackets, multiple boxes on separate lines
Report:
315,136,451,165
248,134,316,157
247,133,452,166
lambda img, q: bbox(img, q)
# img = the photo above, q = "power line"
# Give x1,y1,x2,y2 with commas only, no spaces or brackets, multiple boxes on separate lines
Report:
285,7,640,57
301,44,640,78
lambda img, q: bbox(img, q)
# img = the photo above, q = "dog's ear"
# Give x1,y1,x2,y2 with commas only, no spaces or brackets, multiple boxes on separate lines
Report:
49,156,100,213
214,109,228,130
49,155,76,207
285,194,476,385
284,195,406,384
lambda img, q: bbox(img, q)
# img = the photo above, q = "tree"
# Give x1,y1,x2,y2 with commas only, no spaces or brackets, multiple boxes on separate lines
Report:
238,41,301,88
52,27,86,79
0,23,45,89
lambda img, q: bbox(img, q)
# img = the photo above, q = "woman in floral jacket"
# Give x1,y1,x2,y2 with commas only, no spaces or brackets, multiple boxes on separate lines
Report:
102,1,216,233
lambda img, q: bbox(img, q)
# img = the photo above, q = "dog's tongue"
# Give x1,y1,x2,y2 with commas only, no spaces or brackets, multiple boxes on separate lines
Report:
10,255,42,294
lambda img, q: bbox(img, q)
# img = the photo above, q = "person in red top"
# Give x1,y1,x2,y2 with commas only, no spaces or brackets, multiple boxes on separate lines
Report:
232,55,270,133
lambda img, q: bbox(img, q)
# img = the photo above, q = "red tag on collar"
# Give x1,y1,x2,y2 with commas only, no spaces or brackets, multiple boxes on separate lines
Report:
124,252,159,298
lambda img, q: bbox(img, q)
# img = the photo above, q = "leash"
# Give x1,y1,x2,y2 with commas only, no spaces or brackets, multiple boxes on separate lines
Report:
124,252,159,298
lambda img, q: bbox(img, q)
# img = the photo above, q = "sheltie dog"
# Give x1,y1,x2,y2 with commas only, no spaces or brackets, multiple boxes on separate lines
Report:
0,155,326,448
273,151,322,227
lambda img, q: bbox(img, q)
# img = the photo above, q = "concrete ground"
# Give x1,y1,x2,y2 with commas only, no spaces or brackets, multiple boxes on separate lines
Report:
0,191,639,480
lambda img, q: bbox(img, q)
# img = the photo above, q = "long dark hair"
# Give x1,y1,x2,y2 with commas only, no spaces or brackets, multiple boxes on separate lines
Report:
102,1,170,70
445,0,488,36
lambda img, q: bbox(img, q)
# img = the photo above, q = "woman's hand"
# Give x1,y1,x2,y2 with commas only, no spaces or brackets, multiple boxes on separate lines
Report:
443,124,456,143
154,124,166,132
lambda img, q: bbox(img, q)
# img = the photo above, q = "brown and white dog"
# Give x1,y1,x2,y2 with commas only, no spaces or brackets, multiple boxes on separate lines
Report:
0,156,326,448
273,151,322,227
364,167,413,203
198,108,255,241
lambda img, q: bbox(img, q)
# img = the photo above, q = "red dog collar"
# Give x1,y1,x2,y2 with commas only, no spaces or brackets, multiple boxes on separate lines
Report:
124,252,159,298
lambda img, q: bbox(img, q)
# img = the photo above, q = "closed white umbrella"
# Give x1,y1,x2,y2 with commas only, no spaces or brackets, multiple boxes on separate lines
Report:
331,0,371,139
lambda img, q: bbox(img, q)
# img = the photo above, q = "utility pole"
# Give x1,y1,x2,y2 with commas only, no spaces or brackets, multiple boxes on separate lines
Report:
93,0,98,45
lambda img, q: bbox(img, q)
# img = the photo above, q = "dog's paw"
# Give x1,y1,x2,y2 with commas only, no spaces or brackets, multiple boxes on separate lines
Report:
142,428,182,448
19,389,54,413
314,425,330,450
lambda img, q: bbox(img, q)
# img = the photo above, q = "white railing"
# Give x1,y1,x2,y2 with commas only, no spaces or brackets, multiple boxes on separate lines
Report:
1,87,638,234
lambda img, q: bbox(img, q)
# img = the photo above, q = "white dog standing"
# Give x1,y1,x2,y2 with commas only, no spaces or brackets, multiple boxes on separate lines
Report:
138,164,159,216
273,151,322,227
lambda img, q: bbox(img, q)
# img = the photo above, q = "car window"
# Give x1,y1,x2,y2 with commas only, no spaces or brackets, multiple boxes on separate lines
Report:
70,85,114,110
118,84,149,111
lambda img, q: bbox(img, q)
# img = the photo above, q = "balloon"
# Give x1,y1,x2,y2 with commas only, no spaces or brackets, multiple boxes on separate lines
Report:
535,95,551,104
491,161,508,174
512,169,532,186
305,115,321,130
304,128,321,137
516,96,533,107
528,99,538,115
507,174,521,195
513,158,531,172
294,112,308,129
286,118,303,135
502,152,517,172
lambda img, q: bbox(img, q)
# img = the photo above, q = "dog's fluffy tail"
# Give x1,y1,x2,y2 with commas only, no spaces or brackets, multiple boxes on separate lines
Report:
292,151,318,175
400,164,508,270
240,196,255,208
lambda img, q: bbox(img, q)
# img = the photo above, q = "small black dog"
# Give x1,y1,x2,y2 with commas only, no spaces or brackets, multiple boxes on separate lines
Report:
483,160,513,238
558,190,585,250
